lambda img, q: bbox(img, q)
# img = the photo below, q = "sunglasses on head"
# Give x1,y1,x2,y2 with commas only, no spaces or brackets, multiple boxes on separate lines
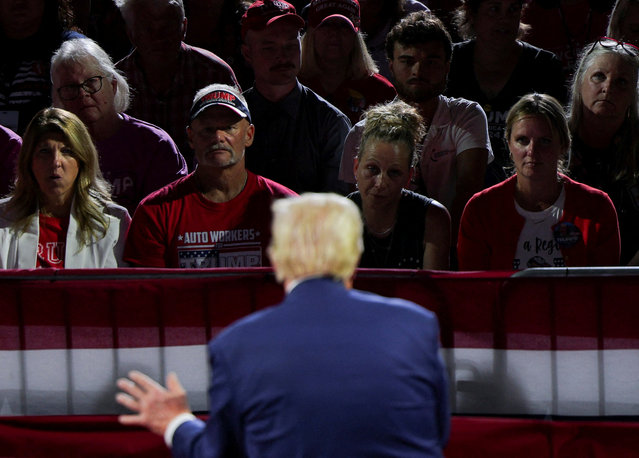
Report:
588,37,639,57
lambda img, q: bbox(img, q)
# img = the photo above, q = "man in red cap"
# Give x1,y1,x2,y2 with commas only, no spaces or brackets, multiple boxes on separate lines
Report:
240,0,351,195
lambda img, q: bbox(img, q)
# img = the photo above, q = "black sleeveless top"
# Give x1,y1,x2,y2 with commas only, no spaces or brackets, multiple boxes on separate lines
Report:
348,189,432,269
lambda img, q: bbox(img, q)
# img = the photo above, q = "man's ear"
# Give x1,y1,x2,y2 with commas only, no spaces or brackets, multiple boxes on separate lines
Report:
387,45,396,81
181,17,188,40
186,126,194,149
244,123,255,147
353,156,359,180
241,43,253,67
406,166,415,187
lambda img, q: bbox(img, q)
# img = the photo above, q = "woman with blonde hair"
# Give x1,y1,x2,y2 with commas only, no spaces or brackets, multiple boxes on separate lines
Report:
458,93,620,270
300,0,396,125
349,100,451,270
0,107,130,268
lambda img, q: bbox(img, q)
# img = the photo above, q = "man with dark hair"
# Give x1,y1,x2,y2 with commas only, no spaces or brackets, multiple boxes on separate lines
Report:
340,11,492,241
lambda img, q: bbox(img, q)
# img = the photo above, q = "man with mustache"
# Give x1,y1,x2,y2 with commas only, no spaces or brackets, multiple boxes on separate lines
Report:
339,12,493,252
123,84,297,268
240,0,351,194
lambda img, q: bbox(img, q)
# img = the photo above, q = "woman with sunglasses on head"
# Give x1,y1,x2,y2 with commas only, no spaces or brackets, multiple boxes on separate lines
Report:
458,93,620,271
567,37,639,265
0,107,130,268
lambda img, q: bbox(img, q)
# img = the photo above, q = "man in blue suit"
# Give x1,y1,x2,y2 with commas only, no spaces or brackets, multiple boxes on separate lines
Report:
116,193,450,457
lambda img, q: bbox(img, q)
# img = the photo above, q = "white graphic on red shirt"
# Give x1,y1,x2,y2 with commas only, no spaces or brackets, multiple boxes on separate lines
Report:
37,242,65,266
176,228,262,268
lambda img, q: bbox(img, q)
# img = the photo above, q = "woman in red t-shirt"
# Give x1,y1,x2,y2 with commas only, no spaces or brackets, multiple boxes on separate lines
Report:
0,107,130,268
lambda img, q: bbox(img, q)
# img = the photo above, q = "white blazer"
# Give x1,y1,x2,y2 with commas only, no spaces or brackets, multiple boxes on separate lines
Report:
0,197,131,269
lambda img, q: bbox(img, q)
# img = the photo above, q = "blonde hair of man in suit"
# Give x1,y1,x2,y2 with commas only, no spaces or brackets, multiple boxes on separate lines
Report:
268,193,363,284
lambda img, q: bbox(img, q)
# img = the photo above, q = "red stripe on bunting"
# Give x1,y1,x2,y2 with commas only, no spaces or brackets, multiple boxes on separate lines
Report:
0,268,638,351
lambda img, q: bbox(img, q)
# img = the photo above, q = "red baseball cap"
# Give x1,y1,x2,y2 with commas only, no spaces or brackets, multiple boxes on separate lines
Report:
307,0,360,32
241,0,305,40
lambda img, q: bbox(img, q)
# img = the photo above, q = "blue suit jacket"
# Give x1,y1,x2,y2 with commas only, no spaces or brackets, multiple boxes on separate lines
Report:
172,278,450,457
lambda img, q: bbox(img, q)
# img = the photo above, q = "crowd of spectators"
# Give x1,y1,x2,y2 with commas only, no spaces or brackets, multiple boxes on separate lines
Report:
1,0,637,271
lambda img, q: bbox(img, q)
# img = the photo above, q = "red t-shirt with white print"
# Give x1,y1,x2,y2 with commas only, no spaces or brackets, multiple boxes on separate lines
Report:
37,213,68,268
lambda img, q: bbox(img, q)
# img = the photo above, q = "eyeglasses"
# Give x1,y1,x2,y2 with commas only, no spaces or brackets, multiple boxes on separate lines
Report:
57,76,105,101
589,37,639,57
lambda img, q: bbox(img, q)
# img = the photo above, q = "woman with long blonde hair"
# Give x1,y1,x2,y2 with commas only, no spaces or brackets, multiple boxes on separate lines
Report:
0,107,130,268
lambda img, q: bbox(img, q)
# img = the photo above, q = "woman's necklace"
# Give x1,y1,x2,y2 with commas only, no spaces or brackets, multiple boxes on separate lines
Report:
363,209,398,266
515,177,563,211
365,226,395,268
367,223,394,238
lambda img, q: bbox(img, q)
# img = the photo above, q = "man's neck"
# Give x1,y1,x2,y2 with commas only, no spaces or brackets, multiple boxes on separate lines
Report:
137,48,181,95
194,165,248,203
405,95,440,126
474,39,520,66
254,79,297,102
284,275,351,293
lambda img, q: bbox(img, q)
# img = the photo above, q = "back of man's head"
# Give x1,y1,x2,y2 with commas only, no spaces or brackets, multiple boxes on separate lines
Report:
385,11,453,62
269,193,363,283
